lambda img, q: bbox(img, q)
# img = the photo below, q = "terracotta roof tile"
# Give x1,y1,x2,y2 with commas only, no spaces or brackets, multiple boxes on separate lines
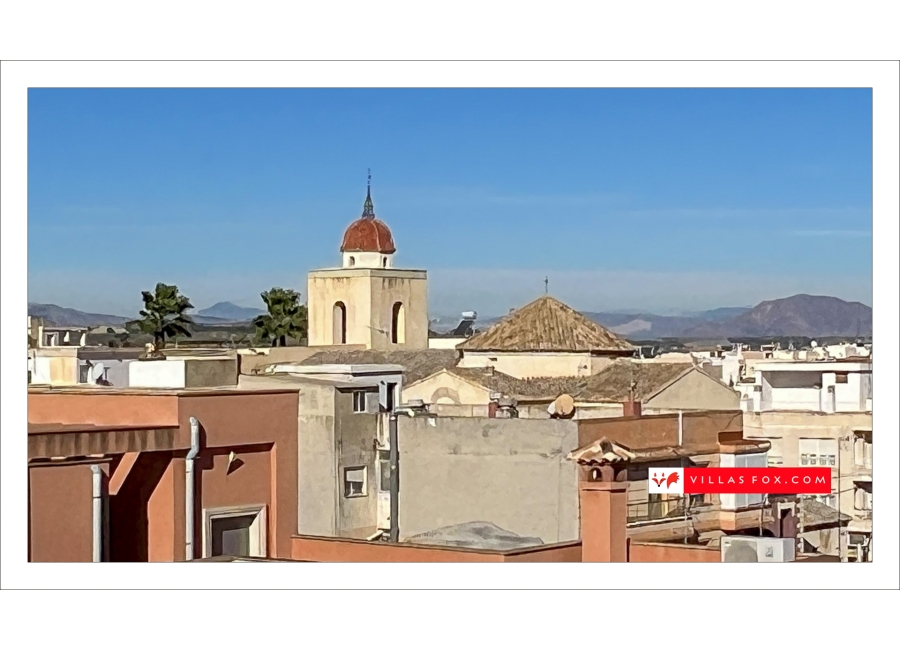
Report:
576,360,694,402
458,295,634,353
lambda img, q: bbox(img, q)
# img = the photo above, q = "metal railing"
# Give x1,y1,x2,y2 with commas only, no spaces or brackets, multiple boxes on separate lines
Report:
627,497,711,524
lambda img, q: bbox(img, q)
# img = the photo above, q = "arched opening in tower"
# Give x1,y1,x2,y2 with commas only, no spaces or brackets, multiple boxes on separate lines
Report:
391,302,405,345
333,302,347,344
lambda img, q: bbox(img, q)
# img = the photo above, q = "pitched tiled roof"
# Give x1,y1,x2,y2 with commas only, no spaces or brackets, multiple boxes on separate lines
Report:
300,348,459,384
447,367,584,400
575,360,694,402
418,361,697,404
457,295,634,353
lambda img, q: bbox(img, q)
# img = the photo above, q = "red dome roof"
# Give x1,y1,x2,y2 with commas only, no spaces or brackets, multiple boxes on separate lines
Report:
340,217,396,254
340,185,396,254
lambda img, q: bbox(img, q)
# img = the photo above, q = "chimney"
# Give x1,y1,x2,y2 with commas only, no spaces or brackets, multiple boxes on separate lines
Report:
579,468,628,562
488,401,498,418
623,399,642,417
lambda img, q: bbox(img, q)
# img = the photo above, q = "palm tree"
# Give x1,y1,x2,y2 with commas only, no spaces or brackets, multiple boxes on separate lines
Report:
253,287,308,347
138,283,195,351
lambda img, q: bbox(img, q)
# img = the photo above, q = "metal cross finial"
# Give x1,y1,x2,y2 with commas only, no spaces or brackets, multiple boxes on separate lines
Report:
362,169,375,219
544,276,549,294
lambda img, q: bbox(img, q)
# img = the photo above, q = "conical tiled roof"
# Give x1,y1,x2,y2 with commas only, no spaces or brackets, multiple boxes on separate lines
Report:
457,295,635,353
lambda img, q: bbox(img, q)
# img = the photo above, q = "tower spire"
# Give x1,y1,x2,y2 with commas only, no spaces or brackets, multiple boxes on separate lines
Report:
362,168,375,219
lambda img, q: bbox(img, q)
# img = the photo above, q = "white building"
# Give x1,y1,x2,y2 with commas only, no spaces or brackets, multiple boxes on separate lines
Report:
739,359,873,561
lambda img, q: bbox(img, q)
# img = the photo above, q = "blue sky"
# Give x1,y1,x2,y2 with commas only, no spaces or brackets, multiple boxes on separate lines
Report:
27,88,872,317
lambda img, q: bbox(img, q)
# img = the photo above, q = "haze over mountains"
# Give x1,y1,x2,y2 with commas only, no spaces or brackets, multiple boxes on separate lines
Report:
27,301,262,327
29,294,872,339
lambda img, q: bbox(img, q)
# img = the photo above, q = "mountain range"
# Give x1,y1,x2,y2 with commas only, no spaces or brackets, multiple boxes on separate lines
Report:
28,294,872,339
27,301,261,327
197,302,265,321
481,294,872,339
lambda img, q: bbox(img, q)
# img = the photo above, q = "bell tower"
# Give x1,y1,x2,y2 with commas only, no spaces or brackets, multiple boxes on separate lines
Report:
307,175,429,350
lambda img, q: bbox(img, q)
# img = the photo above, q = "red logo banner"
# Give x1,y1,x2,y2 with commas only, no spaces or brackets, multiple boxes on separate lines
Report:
683,468,831,494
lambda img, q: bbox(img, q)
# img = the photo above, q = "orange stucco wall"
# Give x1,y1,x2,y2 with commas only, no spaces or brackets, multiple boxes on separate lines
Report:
28,390,299,562
577,410,743,448
28,393,180,427
29,462,107,562
628,541,721,562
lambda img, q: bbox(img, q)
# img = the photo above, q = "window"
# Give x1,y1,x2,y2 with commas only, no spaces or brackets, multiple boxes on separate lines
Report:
203,505,267,558
814,493,837,509
378,450,391,492
854,431,873,470
799,439,837,468
333,302,347,344
344,467,367,497
835,372,849,384
348,256,356,267
854,487,872,512
382,256,388,268
352,390,367,413
765,438,783,467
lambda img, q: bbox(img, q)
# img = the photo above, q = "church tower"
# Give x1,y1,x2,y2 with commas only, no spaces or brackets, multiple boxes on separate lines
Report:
307,176,429,350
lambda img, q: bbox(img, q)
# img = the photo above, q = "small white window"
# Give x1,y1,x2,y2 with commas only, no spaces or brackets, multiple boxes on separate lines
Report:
352,390,366,413
349,256,356,267
344,467,367,498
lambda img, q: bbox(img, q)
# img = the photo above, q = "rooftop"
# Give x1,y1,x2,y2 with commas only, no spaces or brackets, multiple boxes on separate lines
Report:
458,295,634,354
299,348,460,384
27,384,298,397
405,522,545,551
409,360,715,405
577,360,695,402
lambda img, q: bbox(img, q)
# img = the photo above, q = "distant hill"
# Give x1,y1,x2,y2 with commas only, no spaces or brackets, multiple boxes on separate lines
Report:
682,294,872,338
481,306,751,339
480,297,869,340
28,301,244,328
197,301,264,322
28,303,130,327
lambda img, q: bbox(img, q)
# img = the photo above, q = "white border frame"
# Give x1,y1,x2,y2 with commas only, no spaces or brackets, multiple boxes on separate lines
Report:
3,61,898,591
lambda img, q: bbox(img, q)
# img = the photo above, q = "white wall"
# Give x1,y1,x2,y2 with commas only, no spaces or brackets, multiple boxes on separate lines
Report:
458,351,597,379
719,452,767,510
764,371,823,411
428,338,467,350
128,359,187,388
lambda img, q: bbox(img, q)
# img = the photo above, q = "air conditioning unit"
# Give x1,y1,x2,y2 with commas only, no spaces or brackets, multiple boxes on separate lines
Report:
721,536,796,563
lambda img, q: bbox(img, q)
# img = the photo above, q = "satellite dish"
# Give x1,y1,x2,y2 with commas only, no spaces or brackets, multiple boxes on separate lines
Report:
552,394,575,419
90,362,106,382
811,340,818,348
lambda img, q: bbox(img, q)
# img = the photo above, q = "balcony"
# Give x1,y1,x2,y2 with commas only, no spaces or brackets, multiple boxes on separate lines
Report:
627,497,710,524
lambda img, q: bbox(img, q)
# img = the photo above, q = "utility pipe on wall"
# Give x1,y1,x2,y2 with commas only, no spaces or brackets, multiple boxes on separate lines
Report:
91,464,103,562
677,410,684,447
388,412,400,544
185,416,201,561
